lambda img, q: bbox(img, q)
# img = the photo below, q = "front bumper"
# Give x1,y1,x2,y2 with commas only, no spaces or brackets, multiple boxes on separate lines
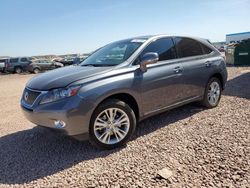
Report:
21,93,95,136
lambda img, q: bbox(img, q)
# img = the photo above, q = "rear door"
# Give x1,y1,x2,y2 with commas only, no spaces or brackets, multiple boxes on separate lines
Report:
38,60,49,70
174,37,214,99
37,60,46,70
9,58,19,69
44,60,54,70
136,37,185,115
20,57,29,69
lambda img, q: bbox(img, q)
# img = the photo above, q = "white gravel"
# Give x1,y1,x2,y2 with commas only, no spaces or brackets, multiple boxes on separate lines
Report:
0,67,249,187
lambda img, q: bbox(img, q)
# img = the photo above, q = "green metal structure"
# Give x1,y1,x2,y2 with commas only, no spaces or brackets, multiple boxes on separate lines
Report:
226,39,250,65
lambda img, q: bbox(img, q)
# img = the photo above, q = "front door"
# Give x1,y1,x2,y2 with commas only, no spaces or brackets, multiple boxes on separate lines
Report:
136,37,184,115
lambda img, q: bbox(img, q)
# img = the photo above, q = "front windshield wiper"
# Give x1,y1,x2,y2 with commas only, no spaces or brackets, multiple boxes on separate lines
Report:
81,64,95,67
81,64,116,67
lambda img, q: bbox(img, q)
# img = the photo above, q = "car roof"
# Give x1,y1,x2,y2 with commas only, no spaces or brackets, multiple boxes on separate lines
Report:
10,57,29,59
146,34,207,42
144,34,214,49
122,34,210,45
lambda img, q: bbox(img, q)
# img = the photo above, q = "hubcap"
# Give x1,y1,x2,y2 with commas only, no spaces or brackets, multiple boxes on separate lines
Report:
16,68,22,73
208,81,220,106
93,108,130,145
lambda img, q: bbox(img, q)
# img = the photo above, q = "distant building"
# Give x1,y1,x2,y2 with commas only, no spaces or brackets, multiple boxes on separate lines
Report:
226,32,250,44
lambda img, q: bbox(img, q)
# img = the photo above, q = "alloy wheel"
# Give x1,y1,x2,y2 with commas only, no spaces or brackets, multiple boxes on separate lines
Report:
15,68,22,74
93,108,130,145
207,81,221,106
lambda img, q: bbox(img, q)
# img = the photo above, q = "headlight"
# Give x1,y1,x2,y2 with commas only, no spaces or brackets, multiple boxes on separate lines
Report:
40,85,81,104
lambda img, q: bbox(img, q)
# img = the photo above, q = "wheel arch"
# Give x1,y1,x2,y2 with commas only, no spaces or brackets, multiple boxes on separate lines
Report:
33,66,41,72
14,66,23,73
14,66,23,70
210,72,224,90
33,66,40,70
94,93,140,122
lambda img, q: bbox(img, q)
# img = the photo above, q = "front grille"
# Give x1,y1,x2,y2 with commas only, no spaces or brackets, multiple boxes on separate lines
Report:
23,88,41,105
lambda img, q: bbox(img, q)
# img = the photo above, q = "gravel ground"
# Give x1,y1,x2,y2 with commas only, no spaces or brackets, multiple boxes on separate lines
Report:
0,67,249,188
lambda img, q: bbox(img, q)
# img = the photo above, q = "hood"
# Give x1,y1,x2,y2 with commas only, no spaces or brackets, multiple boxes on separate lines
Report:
26,65,112,90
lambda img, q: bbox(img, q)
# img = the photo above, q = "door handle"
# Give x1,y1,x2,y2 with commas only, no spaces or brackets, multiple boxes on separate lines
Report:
173,66,182,73
205,61,212,67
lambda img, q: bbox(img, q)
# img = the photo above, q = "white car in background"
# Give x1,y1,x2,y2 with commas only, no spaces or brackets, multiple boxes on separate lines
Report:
0,58,9,73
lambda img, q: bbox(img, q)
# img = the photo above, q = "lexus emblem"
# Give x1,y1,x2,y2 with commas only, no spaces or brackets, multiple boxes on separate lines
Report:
24,91,29,101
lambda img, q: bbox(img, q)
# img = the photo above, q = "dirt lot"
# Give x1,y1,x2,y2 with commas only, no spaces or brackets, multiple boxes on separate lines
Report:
0,67,249,188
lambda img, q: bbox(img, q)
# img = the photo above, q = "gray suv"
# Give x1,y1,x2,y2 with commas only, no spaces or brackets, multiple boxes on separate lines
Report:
5,57,31,73
21,35,227,149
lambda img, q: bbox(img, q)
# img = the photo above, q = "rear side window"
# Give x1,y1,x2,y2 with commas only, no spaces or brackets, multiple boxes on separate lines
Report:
0,59,7,63
21,57,28,62
200,43,213,54
140,38,176,61
10,58,18,63
175,38,203,58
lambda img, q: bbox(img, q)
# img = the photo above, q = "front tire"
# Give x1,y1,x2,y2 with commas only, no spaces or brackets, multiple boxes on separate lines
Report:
89,99,136,149
33,68,40,74
15,67,23,74
202,77,222,108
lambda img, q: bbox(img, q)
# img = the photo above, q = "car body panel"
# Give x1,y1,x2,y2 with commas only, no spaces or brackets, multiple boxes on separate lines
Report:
135,60,185,114
26,65,112,90
21,94,95,135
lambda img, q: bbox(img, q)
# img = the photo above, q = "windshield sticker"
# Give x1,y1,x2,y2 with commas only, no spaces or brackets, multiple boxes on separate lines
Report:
131,39,147,43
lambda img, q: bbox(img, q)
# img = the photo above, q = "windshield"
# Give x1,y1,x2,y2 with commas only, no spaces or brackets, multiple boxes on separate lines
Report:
80,39,146,67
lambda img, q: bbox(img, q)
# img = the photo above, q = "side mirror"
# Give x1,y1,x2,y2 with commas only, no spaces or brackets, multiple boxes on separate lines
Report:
140,52,159,72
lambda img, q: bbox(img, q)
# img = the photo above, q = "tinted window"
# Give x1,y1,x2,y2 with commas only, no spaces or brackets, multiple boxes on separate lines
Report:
175,38,203,58
200,43,213,54
10,58,18,63
21,58,28,62
140,38,176,61
45,60,52,64
0,59,8,63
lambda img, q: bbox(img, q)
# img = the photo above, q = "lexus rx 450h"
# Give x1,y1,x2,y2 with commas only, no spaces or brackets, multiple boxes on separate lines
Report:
21,35,227,149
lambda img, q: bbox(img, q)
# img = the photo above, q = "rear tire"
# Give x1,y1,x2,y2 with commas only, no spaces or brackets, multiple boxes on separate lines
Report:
89,99,136,149
201,77,222,108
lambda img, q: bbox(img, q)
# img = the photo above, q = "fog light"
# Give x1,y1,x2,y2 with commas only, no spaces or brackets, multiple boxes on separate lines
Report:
54,120,66,129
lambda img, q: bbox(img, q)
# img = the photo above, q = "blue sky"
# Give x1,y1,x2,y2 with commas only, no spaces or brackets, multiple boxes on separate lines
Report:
0,0,250,56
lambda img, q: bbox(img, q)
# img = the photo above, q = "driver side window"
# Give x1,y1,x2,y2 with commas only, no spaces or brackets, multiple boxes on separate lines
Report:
135,38,176,64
